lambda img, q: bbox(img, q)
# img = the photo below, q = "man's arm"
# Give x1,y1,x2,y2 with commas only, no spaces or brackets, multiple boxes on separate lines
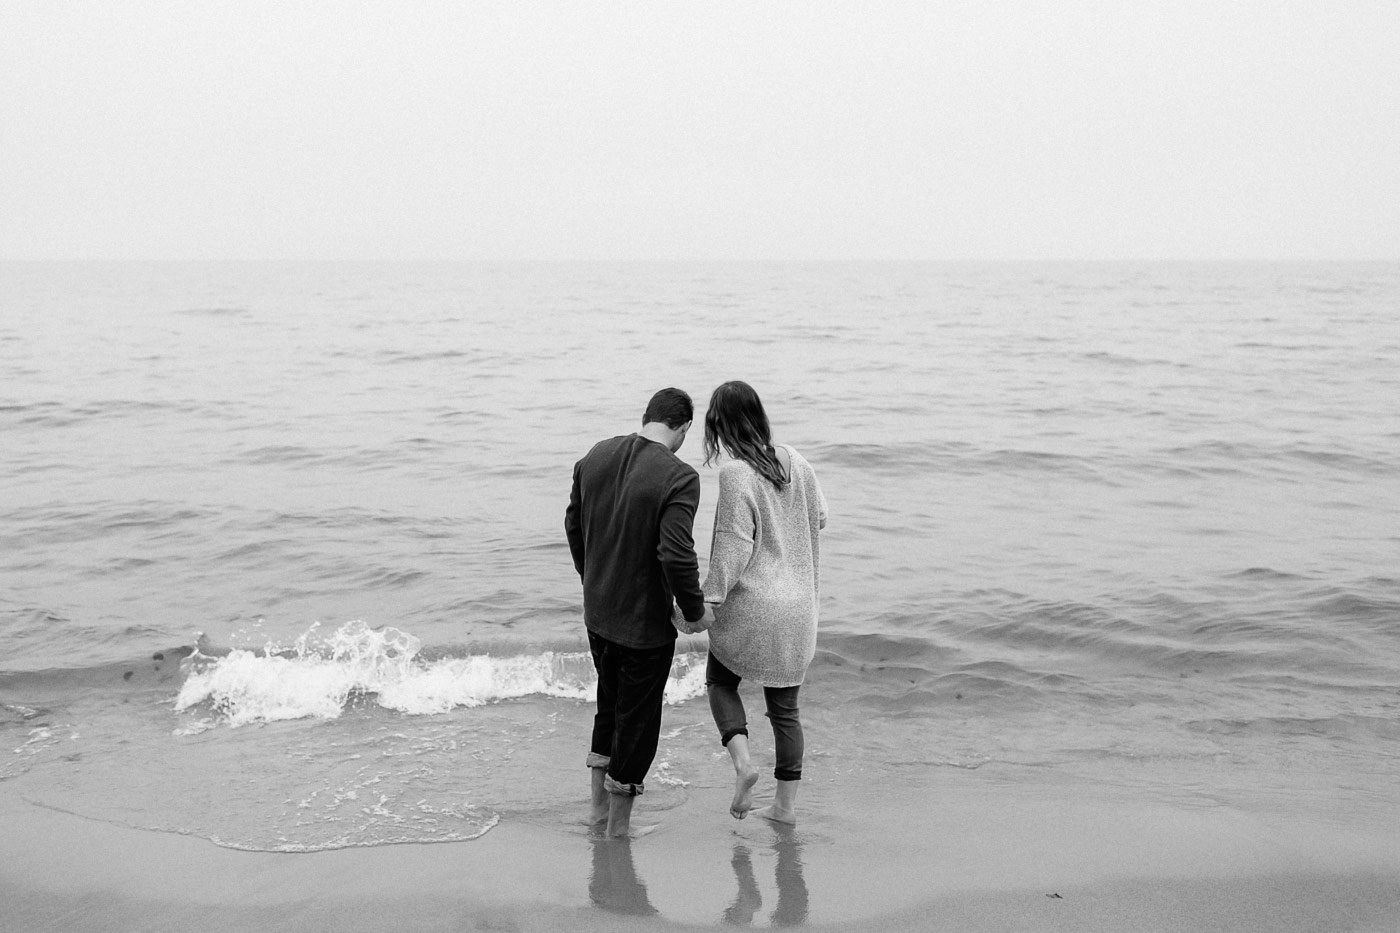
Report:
658,470,705,622
564,460,586,577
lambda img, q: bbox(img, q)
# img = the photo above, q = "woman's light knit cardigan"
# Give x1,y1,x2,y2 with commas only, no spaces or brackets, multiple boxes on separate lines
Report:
702,446,827,688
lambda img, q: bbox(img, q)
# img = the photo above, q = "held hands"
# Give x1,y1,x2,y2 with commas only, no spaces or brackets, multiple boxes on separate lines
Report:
672,601,718,635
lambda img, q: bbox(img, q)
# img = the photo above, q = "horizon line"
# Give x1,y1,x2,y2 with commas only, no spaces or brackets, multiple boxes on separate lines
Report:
3,256,1397,264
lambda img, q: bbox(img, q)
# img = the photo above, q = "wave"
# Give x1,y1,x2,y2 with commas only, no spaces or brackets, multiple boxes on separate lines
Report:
809,441,1118,484
1185,714,1400,743
1225,567,1310,582
8,573,1399,733
174,307,251,317
173,621,707,727
229,444,325,465
807,436,1399,489
374,348,483,364
1155,441,1399,477
0,711,60,781
4,500,212,533
0,398,219,429
1080,350,1191,369
815,579,1400,706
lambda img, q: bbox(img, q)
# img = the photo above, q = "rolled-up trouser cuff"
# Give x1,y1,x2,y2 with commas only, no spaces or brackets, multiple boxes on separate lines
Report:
586,752,610,769
604,774,645,797
720,727,749,748
774,768,802,782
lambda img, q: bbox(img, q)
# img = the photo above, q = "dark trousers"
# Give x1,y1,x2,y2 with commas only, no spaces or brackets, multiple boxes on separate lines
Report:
588,630,675,793
706,651,804,781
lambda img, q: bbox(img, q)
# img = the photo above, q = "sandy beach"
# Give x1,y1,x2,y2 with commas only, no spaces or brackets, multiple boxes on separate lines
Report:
5,764,1398,932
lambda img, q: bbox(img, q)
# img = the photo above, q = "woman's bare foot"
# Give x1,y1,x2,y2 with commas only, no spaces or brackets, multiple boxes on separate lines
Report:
723,845,762,923
722,733,760,819
730,766,760,819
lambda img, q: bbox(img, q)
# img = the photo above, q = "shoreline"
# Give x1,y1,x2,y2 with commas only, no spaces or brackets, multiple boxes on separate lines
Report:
4,768,1398,932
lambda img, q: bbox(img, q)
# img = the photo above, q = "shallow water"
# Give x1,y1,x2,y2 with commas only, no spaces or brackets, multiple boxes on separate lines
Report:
2,261,1398,851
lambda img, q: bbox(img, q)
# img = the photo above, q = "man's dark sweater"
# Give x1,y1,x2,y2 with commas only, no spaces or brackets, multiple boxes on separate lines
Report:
565,433,706,649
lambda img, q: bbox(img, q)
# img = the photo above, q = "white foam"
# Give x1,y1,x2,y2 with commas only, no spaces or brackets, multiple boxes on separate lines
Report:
174,620,708,727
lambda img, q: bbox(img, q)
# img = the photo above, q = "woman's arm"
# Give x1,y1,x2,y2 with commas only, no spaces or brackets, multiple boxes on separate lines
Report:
702,466,756,605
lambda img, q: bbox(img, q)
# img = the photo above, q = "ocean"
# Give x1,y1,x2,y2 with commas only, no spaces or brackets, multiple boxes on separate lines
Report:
2,261,1398,855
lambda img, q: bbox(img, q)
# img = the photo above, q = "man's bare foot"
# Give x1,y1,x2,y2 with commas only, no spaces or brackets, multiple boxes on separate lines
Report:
603,820,659,839
730,766,760,819
753,780,800,824
589,766,609,826
604,794,661,838
751,803,797,825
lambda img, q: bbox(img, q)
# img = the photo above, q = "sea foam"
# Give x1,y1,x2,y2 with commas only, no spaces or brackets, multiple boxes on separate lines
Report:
174,620,706,726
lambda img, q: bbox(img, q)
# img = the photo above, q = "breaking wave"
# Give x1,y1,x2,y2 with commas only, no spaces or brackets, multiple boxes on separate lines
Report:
174,620,707,727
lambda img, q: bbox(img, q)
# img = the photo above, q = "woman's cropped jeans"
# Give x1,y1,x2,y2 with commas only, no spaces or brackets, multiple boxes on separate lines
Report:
706,651,803,781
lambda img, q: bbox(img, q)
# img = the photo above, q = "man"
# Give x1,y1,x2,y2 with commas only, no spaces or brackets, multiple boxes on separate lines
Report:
565,387,713,837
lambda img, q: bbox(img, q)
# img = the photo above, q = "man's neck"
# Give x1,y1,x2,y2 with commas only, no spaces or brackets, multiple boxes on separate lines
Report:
638,423,673,446
638,422,683,452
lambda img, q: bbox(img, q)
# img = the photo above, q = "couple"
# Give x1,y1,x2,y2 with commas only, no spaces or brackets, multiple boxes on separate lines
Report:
565,382,827,838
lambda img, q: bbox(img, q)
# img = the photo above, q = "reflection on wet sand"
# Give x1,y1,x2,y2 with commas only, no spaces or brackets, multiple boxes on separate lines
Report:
768,823,809,926
587,823,808,924
723,844,762,924
588,836,658,917
724,822,809,927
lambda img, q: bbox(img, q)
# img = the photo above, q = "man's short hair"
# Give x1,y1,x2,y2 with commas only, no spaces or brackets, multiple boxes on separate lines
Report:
643,387,694,429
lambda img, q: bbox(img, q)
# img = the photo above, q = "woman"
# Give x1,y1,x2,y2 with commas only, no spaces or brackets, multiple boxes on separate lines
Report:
689,380,827,824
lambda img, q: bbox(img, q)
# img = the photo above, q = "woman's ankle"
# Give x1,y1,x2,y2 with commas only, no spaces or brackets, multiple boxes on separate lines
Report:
726,734,754,772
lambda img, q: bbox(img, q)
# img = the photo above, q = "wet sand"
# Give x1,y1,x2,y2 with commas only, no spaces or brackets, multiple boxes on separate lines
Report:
3,767,1398,932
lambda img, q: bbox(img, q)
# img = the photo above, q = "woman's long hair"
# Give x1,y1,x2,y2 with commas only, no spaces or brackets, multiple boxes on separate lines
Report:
703,381,787,489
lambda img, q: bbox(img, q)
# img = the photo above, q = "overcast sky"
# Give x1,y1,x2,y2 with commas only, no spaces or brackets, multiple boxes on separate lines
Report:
2,2,1396,261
